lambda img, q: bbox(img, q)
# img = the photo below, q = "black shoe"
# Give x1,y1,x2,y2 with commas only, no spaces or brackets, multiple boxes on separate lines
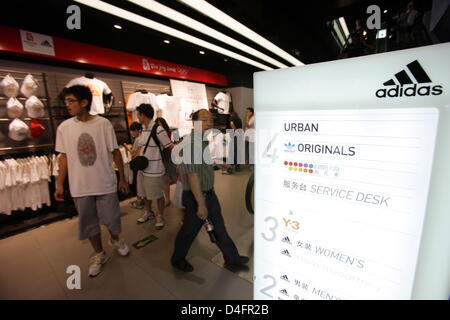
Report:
224,263,249,273
171,259,194,272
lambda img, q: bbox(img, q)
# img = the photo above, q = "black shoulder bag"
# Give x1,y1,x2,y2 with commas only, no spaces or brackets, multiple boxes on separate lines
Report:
129,125,158,171
151,126,178,185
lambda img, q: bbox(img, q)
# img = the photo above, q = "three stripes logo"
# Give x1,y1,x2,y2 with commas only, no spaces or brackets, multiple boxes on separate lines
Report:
281,249,291,257
376,60,443,98
280,289,289,297
281,236,292,245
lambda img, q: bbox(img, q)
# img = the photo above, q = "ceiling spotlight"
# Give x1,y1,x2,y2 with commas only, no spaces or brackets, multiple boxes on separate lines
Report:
164,39,170,44
384,10,388,13
224,58,228,62
114,24,122,29
199,50,205,55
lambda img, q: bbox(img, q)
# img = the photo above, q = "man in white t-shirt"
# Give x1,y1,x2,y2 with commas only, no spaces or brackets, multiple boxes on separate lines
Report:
54,85,130,278
134,104,173,229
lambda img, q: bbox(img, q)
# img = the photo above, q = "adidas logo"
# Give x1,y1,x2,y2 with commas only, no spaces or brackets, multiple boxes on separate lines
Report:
284,142,295,152
41,40,53,47
280,275,290,282
280,289,289,296
376,60,443,98
281,236,292,244
285,142,295,149
281,249,291,257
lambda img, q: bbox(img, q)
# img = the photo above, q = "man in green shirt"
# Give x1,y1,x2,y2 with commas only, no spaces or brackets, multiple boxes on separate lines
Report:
171,109,249,272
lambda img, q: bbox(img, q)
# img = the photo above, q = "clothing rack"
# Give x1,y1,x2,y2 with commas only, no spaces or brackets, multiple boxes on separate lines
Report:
0,117,51,121
0,143,54,152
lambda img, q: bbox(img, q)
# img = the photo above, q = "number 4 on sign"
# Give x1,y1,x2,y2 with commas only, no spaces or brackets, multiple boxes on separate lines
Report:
262,133,280,163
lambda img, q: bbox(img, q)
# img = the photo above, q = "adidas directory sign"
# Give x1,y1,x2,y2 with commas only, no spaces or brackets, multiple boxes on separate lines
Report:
253,43,450,300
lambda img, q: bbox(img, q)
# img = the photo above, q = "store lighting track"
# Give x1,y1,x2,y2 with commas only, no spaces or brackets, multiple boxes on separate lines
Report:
73,0,273,71
178,0,304,66
128,0,288,69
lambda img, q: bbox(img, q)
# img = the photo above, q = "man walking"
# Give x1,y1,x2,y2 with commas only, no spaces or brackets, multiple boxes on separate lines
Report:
55,85,130,277
171,109,249,272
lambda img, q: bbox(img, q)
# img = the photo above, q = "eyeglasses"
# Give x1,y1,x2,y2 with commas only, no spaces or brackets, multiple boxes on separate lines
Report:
64,98,79,105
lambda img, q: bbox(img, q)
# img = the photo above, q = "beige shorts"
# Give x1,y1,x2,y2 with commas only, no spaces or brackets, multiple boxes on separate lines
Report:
138,174,164,200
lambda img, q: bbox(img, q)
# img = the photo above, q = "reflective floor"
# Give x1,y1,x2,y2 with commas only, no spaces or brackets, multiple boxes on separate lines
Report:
0,169,254,300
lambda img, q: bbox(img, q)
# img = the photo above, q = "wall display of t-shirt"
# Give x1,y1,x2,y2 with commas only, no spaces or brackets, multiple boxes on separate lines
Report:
170,79,208,137
213,91,232,114
126,90,158,122
64,76,112,115
253,43,450,300
156,94,180,129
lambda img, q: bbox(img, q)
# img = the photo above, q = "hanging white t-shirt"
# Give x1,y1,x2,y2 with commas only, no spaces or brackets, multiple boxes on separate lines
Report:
138,121,172,177
55,116,119,197
126,91,158,122
65,76,112,115
214,91,231,114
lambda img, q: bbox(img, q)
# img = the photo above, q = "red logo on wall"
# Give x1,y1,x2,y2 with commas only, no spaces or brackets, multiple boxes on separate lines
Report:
26,32,34,41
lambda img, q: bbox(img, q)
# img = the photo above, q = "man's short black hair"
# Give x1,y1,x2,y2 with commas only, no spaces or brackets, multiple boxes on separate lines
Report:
63,85,93,111
129,121,142,131
136,104,154,119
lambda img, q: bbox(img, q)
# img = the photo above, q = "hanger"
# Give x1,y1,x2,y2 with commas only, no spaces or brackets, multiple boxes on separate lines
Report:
84,72,95,79
135,89,148,94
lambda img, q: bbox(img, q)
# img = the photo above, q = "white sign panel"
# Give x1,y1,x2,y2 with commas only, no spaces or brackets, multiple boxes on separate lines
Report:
255,108,438,300
20,30,55,56
254,43,450,300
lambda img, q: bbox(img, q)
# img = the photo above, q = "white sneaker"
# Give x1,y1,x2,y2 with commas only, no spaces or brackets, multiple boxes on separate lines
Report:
137,210,155,224
89,251,109,277
108,238,130,256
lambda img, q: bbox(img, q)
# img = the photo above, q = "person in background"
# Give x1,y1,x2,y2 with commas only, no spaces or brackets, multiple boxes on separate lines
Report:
135,104,173,229
124,121,146,210
55,85,130,278
171,109,249,272
244,107,255,170
155,117,173,207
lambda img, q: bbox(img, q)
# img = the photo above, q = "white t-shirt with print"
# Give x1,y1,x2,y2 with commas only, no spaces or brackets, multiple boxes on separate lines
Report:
55,116,119,197
65,76,112,115
138,121,172,177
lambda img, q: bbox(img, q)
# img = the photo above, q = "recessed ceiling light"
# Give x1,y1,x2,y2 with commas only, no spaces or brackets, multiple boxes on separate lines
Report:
224,58,228,62
178,0,303,66
199,50,205,55
384,10,388,13
114,24,122,29
164,39,170,44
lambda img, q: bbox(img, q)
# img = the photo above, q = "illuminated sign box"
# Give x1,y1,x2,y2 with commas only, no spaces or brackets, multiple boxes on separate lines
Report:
253,43,450,300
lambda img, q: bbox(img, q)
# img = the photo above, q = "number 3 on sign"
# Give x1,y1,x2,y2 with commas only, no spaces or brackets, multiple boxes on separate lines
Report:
262,133,279,163
262,217,278,242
